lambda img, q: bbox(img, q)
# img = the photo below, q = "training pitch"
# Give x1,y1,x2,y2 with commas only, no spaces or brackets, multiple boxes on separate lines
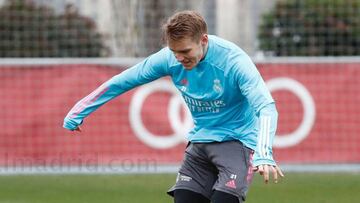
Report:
0,173,358,203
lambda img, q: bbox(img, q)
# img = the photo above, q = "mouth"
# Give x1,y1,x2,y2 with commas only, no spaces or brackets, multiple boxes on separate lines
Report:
181,60,191,66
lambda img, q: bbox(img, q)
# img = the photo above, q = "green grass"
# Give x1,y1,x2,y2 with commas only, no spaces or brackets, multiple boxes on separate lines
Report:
247,173,360,203
0,173,358,203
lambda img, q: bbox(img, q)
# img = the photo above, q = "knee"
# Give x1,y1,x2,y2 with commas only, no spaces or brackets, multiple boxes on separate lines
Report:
211,190,240,203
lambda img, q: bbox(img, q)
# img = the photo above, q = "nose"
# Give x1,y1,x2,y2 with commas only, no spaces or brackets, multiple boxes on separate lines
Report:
175,53,185,62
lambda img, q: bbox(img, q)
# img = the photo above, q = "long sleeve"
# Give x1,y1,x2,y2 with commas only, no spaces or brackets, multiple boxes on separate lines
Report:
63,48,170,130
253,103,278,166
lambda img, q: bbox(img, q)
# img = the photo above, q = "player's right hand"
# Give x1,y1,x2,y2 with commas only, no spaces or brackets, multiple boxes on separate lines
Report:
73,126,82,132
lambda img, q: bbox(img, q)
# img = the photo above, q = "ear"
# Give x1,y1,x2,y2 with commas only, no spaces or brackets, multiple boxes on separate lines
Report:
200,34,208,45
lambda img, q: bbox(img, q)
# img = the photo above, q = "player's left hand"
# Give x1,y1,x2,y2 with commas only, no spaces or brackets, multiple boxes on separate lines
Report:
253,164,284,184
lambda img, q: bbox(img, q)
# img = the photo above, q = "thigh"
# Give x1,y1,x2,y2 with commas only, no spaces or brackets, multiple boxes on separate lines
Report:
174,189,210,203
207,141,254,202
211,190,242,203
167,143,218,200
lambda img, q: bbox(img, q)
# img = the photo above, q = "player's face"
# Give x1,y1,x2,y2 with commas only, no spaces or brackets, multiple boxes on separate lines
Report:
168,34,208,70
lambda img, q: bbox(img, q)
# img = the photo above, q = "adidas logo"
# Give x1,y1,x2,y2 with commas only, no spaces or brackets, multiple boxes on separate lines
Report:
225,180,236,189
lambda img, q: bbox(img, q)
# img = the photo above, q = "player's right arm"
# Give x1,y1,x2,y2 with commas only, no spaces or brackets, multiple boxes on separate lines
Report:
63,48,170,131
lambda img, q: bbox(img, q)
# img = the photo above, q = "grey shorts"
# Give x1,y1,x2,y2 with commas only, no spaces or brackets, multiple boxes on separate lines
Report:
167,141,254,202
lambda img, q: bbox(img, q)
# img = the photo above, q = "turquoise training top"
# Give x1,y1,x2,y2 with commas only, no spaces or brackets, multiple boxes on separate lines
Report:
63,35,278,166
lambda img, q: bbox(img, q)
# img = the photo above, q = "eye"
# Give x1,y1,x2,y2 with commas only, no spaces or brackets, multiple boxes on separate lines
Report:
170,48,191,55
180,50,190,54
173,49,191,54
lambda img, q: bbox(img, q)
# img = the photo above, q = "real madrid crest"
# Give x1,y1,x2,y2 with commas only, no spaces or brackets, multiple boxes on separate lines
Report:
213,79,223,93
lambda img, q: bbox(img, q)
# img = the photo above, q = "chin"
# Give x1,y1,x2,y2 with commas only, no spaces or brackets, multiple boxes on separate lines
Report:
184,65,194,70
182,63,192,69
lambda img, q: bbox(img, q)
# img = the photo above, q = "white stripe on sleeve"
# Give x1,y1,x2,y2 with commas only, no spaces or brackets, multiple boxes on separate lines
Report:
259,116,271,159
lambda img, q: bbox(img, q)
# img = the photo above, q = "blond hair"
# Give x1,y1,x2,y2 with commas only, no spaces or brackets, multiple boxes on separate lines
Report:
162,10,207,42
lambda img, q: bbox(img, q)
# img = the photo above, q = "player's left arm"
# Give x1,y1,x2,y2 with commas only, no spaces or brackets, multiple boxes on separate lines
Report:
232,53,284,184
253,103,284,184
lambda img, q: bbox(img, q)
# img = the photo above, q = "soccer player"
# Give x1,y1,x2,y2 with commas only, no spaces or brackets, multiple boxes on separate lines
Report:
63,10,284,203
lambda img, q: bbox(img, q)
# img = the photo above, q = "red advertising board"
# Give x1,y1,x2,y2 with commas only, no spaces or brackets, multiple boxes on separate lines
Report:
0,62,359,167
